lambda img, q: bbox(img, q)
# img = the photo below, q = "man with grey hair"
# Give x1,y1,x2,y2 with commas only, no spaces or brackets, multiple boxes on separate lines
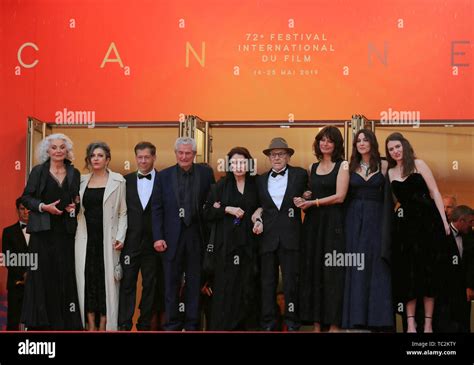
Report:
443,195,458,223
435,205,474,332
152,137,215,331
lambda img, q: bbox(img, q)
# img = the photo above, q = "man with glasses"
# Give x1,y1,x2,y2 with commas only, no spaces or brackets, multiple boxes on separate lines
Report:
252,137,307,331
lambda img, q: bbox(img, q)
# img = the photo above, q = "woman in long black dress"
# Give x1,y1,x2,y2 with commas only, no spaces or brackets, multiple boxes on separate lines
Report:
386,132,450,333
295,126,349,332
342,129,393,330
21,133,82,330
203,147,260,330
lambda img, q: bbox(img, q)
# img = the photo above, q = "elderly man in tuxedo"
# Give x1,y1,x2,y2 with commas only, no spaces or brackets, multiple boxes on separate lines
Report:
2,198,30,330
252,137,308,331
152,137,214,331
119,142,164,331
434,205,474,332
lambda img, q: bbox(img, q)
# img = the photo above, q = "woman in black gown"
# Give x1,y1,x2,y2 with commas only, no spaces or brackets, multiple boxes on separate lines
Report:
21,133,82,330
295,126,349,332
342,129,393,330
203,147,260,330
386,132,450,333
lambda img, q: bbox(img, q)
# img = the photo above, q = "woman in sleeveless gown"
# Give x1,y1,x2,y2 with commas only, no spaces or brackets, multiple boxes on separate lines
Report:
342,129,393,330
386,132,450,333
295,126,349,332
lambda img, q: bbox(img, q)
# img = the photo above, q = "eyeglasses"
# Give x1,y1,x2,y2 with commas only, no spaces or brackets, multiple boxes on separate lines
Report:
269,152,287,158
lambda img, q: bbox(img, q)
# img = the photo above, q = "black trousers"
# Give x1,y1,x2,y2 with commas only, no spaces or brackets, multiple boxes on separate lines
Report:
7,286,24,330
118,249,158,331
163,223,202,331
261,246,299,329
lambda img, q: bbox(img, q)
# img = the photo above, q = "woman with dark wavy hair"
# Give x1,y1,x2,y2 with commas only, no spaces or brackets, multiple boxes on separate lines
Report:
75,141,127,331
342,129,393,330
295,126,349,332
202,147,260,330
386,132,449,333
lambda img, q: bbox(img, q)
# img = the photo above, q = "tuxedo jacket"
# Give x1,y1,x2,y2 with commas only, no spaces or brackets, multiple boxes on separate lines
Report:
21,159,80,234
123,170,159,257
151,163,215,261
435,227,472,332
2,222,28,290
256,165,308,254
463,231,474,290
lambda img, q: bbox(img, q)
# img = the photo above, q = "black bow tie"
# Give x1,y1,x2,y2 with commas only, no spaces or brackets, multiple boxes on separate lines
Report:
138,173,152,180
20,223,27,229
271,169,287,178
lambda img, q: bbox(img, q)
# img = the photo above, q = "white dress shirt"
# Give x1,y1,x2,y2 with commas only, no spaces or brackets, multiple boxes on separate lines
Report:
137,169,156,210
20,221,30,246
267,168,288,210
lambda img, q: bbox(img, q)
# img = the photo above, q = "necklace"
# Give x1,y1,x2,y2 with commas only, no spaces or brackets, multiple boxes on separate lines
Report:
360,161,370,177
51,167,65,175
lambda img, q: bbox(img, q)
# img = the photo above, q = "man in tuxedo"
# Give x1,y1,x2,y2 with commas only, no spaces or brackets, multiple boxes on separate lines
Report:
252,137,308,331
2,198,30,330
434,205,474,332
152,137,215,331
119,142,164,331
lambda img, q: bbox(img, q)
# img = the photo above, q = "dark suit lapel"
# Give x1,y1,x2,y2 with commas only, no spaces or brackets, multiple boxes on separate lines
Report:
263,171,278,210
130,171,142,210
192,164,201,212
14,222,27,250
450,228,462,257
39,160,50,195
171,165,180,206
65,161,74,190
